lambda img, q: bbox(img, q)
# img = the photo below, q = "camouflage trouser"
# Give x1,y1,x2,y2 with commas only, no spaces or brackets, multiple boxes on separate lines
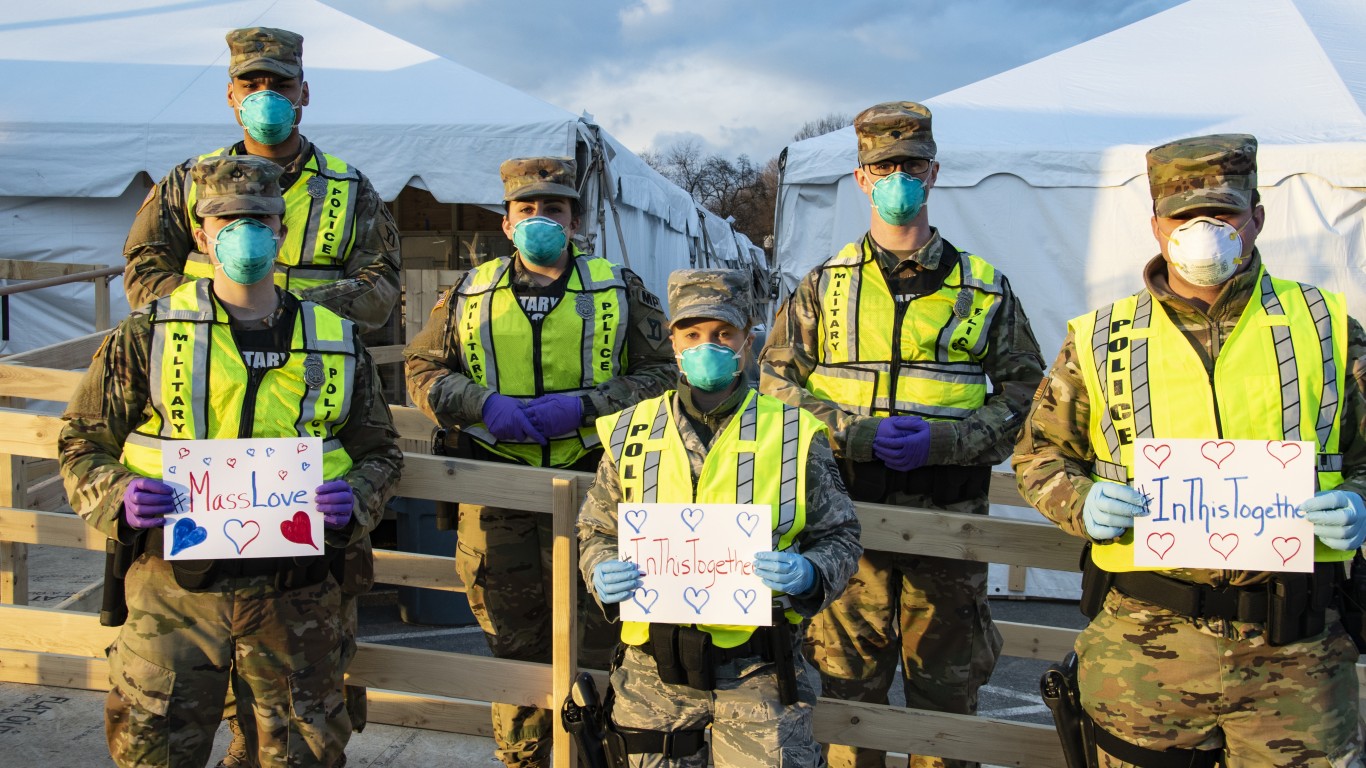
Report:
457,504,618,768
609,639,822,767
806,493,1001,768
105,554,350,768
1080,588,1363,768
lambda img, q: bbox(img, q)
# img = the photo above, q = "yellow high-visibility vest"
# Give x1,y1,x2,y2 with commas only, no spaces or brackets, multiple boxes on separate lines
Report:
457,253,628,467
597,390,825,648
1071,267,1349,571
807,238,1002,421
184,146,359,292
122,280,355,481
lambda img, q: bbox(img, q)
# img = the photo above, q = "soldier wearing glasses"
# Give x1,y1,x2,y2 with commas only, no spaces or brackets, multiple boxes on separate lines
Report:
760,101,1045,768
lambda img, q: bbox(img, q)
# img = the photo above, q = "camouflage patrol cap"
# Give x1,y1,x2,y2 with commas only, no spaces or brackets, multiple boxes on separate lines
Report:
855,101,937,164
500,157,580,202
226,27,303,79
192,155,285,218
1147,134,1258,217
667,269,752,330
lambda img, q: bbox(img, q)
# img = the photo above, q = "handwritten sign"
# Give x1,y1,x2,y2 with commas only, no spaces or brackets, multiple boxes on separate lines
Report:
617,503,772,626
1133,438,1315,572
160,437,324,560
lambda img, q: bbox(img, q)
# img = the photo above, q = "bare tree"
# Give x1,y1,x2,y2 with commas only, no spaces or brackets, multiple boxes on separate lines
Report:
791,112,852,142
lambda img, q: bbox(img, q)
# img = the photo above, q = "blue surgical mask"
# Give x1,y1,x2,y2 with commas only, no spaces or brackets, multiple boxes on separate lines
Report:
677,343,741,392
236,90,297,146
512,216,568,266
870,173,927,226
211,218,279,285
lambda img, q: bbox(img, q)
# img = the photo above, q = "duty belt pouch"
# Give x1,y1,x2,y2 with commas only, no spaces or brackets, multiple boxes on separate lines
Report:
1266,571,1324,647
677,628,718,692
1078,545,1114,620
648,624,688,686
171,559,217,591
1340,552,1366,653
278,555,331,592
431,427,457,530
843,459,888,502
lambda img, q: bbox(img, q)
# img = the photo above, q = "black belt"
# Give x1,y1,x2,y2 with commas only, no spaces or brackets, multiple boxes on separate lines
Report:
612,724,708,758
1111,571,1270,623
636,626,776,665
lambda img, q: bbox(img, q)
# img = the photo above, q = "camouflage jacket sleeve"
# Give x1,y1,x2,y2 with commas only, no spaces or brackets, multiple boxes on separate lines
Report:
1010,329,1096,540
328,336,405,548
759,270,881,461
403,285,491,428
1332,316,1366,500
58,314,156,539
295,171,402,335
578,447,627,622
927,274,1046,467
584,268,676,419
788,432,863,617
123,162,197,309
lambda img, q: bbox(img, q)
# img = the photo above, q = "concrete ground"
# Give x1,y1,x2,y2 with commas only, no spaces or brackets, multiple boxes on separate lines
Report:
0,542,1086,767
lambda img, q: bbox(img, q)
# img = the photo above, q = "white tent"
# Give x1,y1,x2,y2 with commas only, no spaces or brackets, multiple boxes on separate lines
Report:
774,0,1366,598
0,0,764,353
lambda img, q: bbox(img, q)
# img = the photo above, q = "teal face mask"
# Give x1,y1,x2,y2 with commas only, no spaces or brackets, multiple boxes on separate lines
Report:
212,218,278,285
512,216,568,266
677,343,741,392
870,173,927,226
237,90,297,145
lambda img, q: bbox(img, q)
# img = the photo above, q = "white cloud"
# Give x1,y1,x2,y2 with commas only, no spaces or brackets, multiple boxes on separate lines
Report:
620,0,674,28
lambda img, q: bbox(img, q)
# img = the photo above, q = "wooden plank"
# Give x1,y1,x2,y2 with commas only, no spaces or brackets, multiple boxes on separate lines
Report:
364,689,493,737
988,469,1029,507
0,412,63,460
997,620,1080,662
395,453,593,513
551,475,578,768
0,456,27,605
0,508,104,552
94,280,111,332
1008,564,1028,593
392,404,435,444
0,366,84,402
374,549,462,592
0,649,107,690
0,330,111,370
856,500,1082,571
0,606,117,657
348,643,553,710
0,260,104,281
52,579,103,612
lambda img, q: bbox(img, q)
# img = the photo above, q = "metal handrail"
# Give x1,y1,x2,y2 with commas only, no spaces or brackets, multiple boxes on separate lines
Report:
0,266,123,297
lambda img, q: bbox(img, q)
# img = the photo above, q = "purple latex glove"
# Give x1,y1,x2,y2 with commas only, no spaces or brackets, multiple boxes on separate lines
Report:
315,479,355,530
481,393,547,445
524,394,583,438
123,476,175,529
872,415,931,472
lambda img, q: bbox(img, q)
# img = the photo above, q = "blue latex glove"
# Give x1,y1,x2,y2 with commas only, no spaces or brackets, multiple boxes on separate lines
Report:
753,550,817,596
123,476,175,529
592,560,643,604
1082,481,1148,540
871,415,931,472
1302,490,1366,551
481,393,547,445
524,394,584,438
315,479,355,530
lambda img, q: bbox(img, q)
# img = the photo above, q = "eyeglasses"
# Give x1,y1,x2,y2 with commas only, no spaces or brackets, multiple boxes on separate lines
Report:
865,158,933,177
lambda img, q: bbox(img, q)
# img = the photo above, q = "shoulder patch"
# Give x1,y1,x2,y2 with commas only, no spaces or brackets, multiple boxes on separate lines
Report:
638,290,661,310
432,288,453,312
1032,376,1050,402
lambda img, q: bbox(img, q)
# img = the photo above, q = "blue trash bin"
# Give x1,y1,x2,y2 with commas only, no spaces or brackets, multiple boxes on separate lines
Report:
393,497,476,626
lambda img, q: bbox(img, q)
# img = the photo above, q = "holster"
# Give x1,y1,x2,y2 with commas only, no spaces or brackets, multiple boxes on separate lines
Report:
1039,652,1096,768
1078,544,1114,620
99,532,146,627
431,427,458,531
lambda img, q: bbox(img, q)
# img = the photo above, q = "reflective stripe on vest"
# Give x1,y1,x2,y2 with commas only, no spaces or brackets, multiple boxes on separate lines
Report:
1071,268,1349,571
457,253,628,466
806,239,1001,420
184,146,360,292
121,280,357,481
597,390,824,648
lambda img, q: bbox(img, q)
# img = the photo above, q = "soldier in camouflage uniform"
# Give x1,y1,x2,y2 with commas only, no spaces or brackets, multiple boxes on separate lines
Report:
123,27,401,335
59,155,403,768
404,156,675,767
1013,134,1366,766
759,102,1045,768
579,269,863,767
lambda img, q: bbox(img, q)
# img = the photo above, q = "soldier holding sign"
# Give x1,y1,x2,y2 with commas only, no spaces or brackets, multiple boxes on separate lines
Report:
578,269,863,766
59,155,402,768
1013,134,1366,766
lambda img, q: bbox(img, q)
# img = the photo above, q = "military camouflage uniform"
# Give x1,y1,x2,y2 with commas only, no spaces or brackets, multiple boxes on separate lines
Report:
578,381,864,767
404,157,675,767
1013,134,1366,767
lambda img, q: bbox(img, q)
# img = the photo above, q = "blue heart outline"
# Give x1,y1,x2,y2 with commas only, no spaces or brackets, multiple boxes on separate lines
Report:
736,511,760,537
631,588,659,614
683,587,710,614
733,588,757,613
680,507,705,532
624,508,648,535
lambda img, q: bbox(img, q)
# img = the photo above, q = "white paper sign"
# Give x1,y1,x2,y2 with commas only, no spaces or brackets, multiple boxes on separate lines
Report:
617,503,773,626
160,437,324,560
1133,438,1315,572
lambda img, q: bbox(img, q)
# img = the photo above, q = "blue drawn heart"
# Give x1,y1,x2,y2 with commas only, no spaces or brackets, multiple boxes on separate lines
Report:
246,448,256,457
683,587,710,614
301,461,311,472
201,457,212,466
733,588,757,613
265,447,276,457
631,588,659,614
169,517,208,556
680,507,704,532
167,466,177,475
624,508,648,534
736,511,760,537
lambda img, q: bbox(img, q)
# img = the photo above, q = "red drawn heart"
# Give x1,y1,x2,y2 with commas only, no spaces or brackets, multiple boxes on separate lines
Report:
279,511,318,550
278,470,288,481
1146,532,1175,559
1141,444,1171,470
226,458,237,469
177,447,191,459
1272,536,1302,565
297,443,309,454
1200,441,1236,469
1209,532,1239,560
1265,441,1303,469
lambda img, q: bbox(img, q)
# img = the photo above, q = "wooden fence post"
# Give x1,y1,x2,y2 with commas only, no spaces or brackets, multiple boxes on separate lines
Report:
551,475,580,768
0,454,29,605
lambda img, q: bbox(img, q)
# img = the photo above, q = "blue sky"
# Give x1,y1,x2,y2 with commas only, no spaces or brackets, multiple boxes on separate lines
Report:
324,0,1184,161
